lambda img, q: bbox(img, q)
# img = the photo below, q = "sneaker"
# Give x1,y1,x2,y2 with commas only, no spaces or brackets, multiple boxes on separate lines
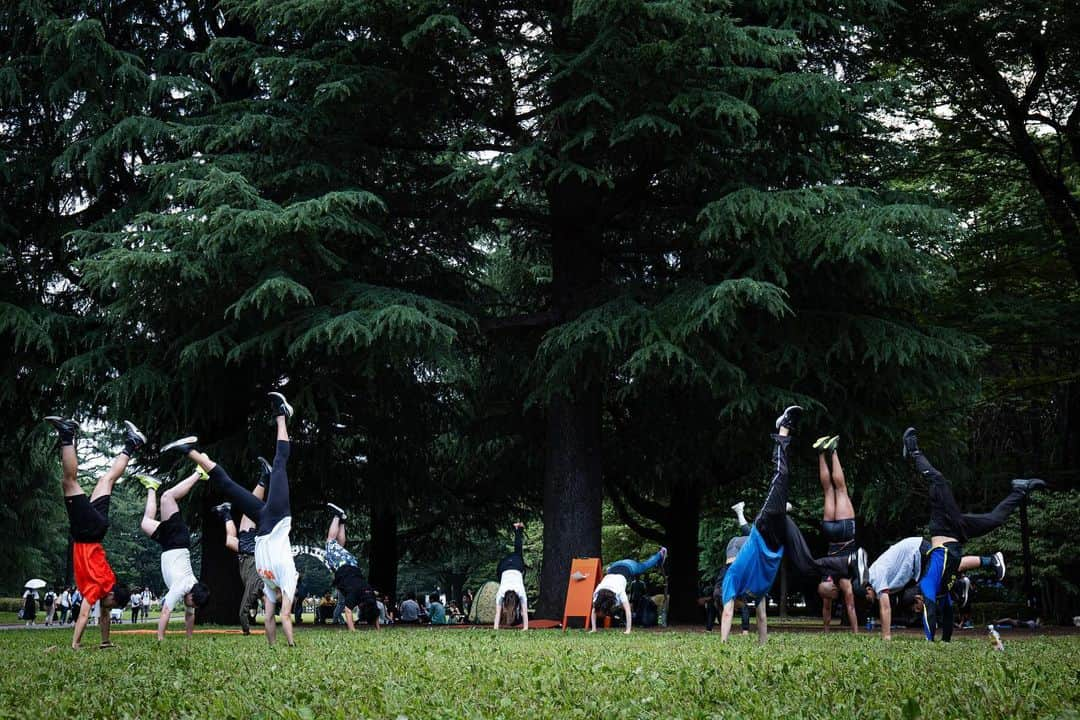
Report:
122,421,147,455
730,501,745,515
954,576,971,607
902,427,920,459
160,436,198,455
196,465,209,481
658,547,668,568
823,435,840,452
991,551,1006,581
44,416,78,444
327,502,347,520
268,391,293,419
812,436,831,451
1011,478,1047,494
257,456,271,487
847,547,869,593
785,502,793,512
134,474,161,491
212,502,232,522
774,405,803,432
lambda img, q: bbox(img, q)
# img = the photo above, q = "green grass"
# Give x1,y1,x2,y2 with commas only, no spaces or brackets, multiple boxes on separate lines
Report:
0,627,1077,719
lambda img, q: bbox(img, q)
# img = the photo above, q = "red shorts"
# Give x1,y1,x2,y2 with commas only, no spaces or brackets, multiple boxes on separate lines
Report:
73,542,116,606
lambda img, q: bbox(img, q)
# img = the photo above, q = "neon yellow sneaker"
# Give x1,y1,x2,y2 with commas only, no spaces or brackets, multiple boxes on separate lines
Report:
196,466,209,481
135,474,161,491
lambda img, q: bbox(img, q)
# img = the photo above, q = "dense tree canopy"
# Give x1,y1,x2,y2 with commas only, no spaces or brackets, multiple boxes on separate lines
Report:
1,0,1076,624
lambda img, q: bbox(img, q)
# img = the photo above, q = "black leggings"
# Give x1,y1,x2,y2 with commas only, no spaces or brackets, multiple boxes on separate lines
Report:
754,434,791,552
918,453,1024,542
496,527,525,575
210,440,292,535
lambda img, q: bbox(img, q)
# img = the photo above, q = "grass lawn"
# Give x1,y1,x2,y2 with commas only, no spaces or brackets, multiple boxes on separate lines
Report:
1,626,1076,719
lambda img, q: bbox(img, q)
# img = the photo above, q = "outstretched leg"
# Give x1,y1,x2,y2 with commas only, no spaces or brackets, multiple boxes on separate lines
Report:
958,487,1026,539
818,449,836,521
259,415,291,531
783,516,851,579
160,470,201,521
831,451,854,521
139,486,160,537
755,430,793,551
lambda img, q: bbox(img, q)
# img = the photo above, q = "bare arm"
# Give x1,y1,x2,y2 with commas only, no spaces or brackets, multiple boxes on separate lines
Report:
344,606,355,631
589,609,597,632
879,592,892,641
622,598,633,634
821,597,832,630
184,607,195,638
756,599,768,645
719,599,734,641
493,600,500,630
72,600,92,649
841,581,859,633
157,604,172,640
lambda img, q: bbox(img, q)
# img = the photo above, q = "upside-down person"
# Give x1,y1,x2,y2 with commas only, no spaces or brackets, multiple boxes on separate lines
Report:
322,502,380,630
136,469,211,640
864,536,1004,641
902,426,1044,641
707,503,752,633
720,407,869,644
161,391,299,646
45,416,140,649
212,457,271,634
589,547,667,634
494,522,529,631
812,434,860,633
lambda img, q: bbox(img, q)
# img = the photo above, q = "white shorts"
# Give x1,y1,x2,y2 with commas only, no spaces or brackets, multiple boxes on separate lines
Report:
254,517,298,606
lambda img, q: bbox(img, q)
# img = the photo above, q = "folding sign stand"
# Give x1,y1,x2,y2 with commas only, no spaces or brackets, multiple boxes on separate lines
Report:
562,557,602,631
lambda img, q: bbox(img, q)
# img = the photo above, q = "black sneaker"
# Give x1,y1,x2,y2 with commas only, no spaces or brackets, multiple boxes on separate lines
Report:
774,405,803,432
212,502,232,522
902,427,920,459
1011,478,1046,494
327,502,347,520
257,456,271,487
160,436,198,456
991,551,1006,581
44,416,78,446
268,391,293,419
847,547,869,594
122,420,147,456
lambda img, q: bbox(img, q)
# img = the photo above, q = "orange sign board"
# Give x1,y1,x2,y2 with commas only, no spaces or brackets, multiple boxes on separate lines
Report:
562,557,602,631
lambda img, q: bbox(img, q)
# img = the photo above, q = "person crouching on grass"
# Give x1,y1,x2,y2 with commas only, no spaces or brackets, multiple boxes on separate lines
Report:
45,415,140,649
136,469,211,640
589,547,667,634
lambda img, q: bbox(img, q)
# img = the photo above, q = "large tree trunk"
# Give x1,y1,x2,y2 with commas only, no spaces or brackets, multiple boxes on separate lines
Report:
368,500,398,597
538,389,604,618
197,500,241,624
664,481,703,624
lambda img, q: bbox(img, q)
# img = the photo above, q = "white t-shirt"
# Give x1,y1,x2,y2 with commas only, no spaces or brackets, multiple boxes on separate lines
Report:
592,573,629,606
868,537,924,595
161,548,198,609
496,569,528,608
255,516,298,605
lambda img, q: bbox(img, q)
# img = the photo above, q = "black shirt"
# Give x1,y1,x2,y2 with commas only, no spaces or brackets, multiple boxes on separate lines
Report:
151,513,192,551
334,565,374,608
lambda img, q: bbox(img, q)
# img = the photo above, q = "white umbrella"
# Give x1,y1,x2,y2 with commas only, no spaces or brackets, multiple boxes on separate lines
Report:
24,579,46,590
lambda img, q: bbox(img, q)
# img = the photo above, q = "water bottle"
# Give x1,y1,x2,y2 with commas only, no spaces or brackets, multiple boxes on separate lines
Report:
988,624,1004,651
866,616,874,631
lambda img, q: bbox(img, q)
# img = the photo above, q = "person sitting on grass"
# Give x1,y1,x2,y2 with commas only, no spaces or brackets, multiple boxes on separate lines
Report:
589,547,667,634
45,415,139,649
322,502,380,630
494,522,529,631
863,536,1004,641
719,406,869,644
428,594,448,625
902,426,1044,641
161,391,299,646
210,458,269,635
136,469,211,640
812,434,860,633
